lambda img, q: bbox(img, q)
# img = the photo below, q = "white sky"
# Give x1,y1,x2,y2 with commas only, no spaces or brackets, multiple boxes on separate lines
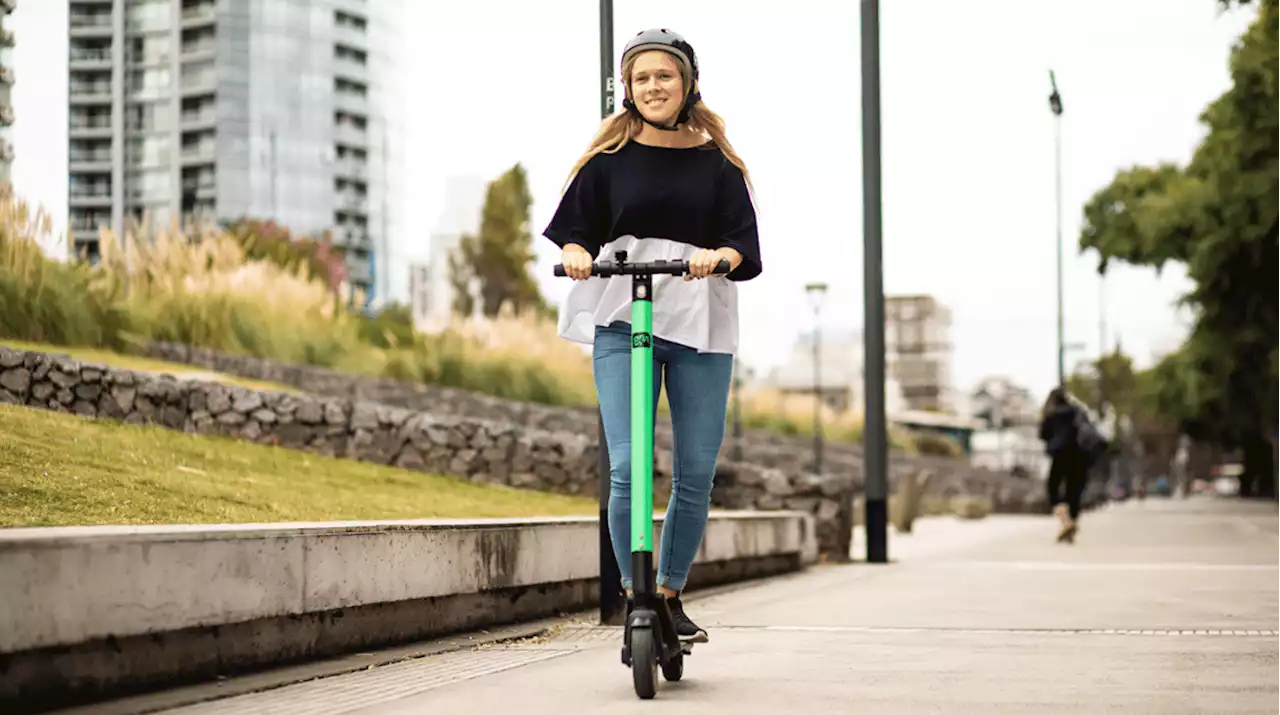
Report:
10,0,1254,402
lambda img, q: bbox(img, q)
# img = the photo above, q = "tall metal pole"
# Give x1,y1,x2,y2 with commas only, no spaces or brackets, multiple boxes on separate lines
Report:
860,0,888,564
1050,71,1065,388
596,0,624,626
1097,273,1107,413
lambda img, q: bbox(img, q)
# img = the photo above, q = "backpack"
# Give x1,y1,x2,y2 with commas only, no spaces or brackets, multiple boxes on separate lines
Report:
1074,408,1108,463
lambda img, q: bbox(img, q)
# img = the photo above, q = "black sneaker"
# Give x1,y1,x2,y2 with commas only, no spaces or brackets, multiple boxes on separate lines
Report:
667,596,709,643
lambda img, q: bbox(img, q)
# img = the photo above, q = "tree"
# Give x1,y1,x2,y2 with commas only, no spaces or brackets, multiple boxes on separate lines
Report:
447,164,550,319
1078,0,1277,497
1066,346,1141,419
224,218,349,295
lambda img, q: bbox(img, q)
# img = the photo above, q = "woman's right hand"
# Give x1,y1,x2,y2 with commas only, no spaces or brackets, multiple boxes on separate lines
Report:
561,244,594,281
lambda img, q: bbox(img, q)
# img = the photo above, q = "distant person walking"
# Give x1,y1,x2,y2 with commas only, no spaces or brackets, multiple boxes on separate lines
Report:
1038,388,1105,543
1170,434,1192,498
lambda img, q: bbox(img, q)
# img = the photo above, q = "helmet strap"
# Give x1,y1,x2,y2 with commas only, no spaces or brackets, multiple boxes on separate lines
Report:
622,90,701,132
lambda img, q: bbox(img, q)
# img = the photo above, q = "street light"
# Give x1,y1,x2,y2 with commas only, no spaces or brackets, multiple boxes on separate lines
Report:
805,282,828,476
861,0,888,564
1049,70,1065,388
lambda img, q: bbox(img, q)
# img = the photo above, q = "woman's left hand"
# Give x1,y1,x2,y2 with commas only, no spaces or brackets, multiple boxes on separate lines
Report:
685,248,741,281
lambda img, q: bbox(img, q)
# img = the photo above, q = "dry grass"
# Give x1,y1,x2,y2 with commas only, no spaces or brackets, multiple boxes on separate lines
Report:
2,194,933,450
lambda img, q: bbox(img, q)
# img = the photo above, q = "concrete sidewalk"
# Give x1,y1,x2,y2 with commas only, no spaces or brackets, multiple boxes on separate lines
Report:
70,496,1279,714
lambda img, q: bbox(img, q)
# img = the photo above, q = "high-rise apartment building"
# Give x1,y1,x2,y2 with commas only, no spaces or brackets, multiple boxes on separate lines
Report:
67,0,403,303
0,0,14,188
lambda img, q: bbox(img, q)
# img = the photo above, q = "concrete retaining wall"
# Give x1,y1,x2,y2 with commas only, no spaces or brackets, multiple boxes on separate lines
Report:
0,511,816,710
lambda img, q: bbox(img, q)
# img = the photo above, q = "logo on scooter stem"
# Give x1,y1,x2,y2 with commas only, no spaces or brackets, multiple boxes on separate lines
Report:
632,333,652,348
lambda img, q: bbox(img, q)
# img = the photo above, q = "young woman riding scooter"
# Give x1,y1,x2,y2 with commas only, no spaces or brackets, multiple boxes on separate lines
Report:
544,27,763,644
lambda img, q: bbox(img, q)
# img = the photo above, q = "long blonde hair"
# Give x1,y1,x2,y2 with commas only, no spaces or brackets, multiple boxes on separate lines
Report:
563,53,751,192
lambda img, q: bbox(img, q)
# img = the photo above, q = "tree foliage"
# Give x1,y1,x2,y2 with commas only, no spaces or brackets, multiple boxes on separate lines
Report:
447,164,550,319
1066,347,1141,418
223,218,349,295
1077,0,1277,495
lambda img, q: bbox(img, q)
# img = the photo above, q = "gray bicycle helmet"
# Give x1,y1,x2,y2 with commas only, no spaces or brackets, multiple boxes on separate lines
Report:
620,28,701,130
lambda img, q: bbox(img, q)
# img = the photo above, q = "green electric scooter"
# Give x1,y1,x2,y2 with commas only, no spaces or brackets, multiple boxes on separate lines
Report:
554,249,731,700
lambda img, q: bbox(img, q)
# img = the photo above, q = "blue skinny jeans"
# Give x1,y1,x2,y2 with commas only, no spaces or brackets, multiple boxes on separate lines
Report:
592,321,733,593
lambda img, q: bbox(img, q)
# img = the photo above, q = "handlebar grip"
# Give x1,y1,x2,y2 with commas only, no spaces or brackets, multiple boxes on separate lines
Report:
713,258,732,275
553,264,567,277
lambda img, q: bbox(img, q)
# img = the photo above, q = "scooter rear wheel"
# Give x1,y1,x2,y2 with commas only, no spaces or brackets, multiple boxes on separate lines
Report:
631,628,658,699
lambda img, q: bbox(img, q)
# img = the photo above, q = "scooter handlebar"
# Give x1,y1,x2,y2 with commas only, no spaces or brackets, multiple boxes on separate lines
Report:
553,258,731,278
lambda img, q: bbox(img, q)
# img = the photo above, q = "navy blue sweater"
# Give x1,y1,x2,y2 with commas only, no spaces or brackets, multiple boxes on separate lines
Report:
543,140,763,282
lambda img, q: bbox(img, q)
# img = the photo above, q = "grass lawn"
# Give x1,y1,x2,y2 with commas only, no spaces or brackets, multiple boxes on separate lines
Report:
0,403,597,528
0,338,294,394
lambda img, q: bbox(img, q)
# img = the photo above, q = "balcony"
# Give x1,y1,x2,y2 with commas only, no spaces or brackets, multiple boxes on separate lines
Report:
181,4,216,28
333,25,366,50
70,46,113,69
70,215,111,235
334,159,367,182
180,71,217,97
69,83,113,105
180,109,216,130
335,191,367,215
345,257,372,285
333,56,367,84
126,15,171,34
334,123,366,148
70,13,113,38
181,41,216,60
126,186,172,205
70,114,112,138
128,148,174,168
69,150,113,172
69,188,113,208
180,143,215,165
334,90,366,116
129,83,172,102
190,175,216,200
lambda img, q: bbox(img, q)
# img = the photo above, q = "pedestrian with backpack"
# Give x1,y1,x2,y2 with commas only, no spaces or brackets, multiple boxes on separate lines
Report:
1038,387,1106,543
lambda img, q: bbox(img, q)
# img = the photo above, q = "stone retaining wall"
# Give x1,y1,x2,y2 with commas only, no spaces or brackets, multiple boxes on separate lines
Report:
1,346,1047,555
141,342,1000,476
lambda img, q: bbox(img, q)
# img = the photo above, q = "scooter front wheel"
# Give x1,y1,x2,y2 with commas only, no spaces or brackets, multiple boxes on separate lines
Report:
661,652,684,682
630,627,658,699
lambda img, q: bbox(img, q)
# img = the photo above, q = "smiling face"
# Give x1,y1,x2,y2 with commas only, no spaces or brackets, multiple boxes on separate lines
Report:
628,50,685,126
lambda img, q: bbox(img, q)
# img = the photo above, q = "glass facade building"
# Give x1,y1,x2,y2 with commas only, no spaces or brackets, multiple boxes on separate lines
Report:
0,0,13,188
68,0,404,303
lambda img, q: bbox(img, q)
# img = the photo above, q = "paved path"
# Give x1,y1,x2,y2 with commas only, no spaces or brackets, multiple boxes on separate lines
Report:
74,496,1280,714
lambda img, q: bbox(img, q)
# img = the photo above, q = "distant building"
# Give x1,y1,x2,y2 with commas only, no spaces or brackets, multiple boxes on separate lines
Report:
885,295,955,413
408,262,431,332
66,0,406,304
967,375,1050,477
411,174,487,334
0,0,14,189
768,328,909,416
